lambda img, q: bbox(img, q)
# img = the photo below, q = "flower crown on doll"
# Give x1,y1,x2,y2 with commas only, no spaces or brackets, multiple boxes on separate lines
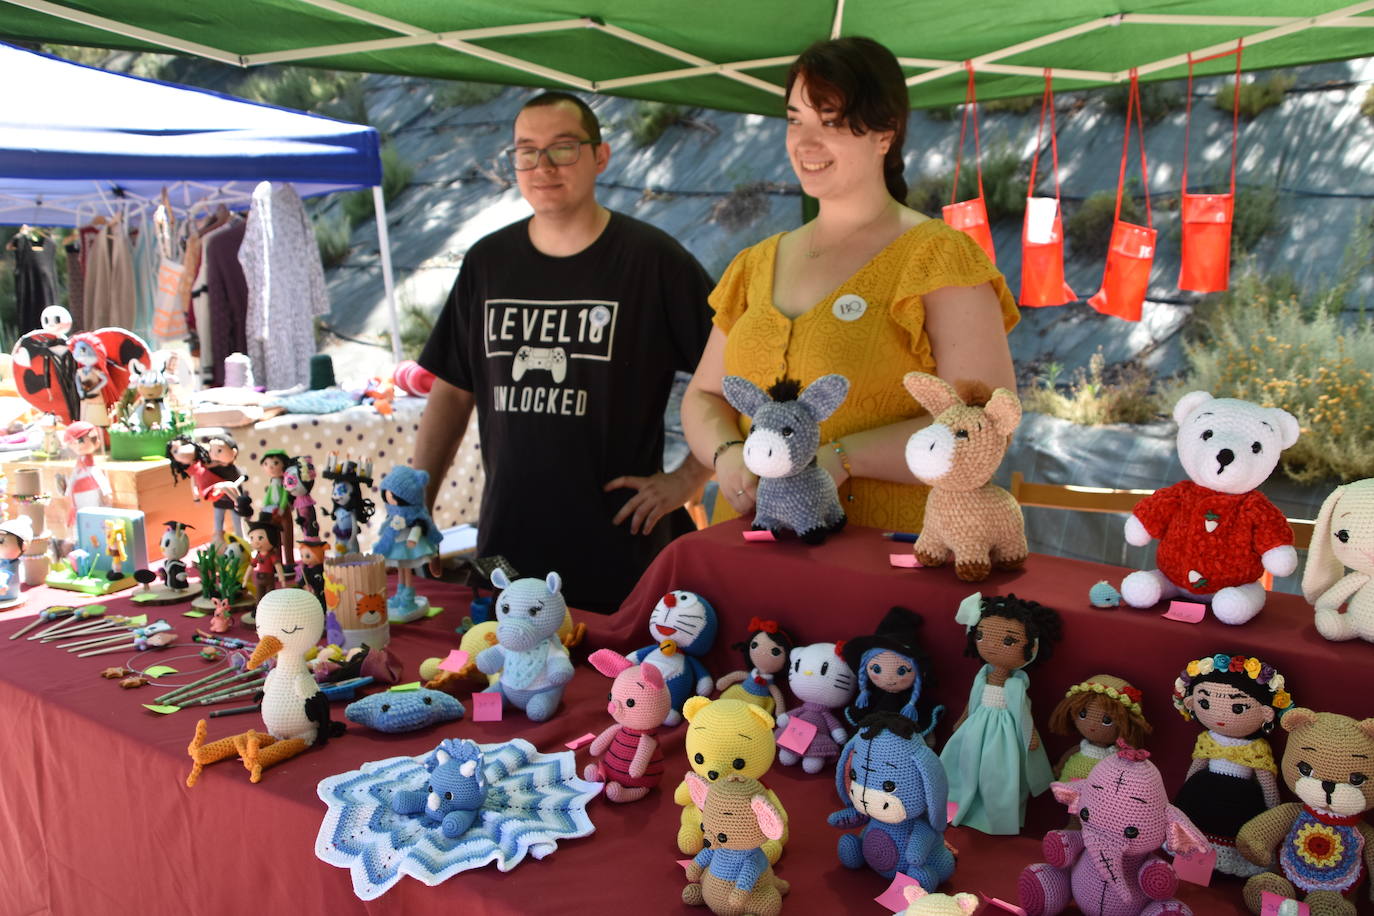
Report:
1066,678,1145,719
1171,653,1292,720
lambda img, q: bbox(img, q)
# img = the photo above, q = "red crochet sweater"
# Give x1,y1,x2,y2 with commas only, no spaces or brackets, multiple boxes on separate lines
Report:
1134,480,1293,592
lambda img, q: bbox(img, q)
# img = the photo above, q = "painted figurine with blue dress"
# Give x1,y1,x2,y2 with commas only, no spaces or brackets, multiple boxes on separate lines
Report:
0,516,34,608
375,465,440,623
940,592,1062,835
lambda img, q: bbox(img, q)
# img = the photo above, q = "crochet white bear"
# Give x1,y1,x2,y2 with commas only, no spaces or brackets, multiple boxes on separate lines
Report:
1302,478,1374,643
1120,391,1299,625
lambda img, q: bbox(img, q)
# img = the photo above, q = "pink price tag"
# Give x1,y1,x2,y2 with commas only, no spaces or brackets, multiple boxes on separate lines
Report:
677,858,696,874
888,553,922,568
1162,600,1207,623
981,895,1028,916
470,692,503,722
946,801,958,823
437,649,470,673
775,716,818,755
564,733,597,750
1260,891,1308,916
742,530,776,542
873,871,921,912
1173,846,1216,886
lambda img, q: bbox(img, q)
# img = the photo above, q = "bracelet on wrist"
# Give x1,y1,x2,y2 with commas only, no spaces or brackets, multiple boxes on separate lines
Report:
830,438,854,502
712,439,744,468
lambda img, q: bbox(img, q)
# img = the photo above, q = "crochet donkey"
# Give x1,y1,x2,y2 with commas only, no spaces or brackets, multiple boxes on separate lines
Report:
902,373,1027,582
722,374,849,544
474,569,574,722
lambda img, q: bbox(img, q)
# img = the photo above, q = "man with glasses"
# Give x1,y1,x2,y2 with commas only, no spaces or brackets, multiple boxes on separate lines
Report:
415,91,714,614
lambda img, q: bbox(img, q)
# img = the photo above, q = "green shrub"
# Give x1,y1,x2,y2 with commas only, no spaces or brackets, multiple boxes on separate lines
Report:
1230,185,1280,256
1214,73,1295,119
342,191,374,228
983,94,1038,115
314,212,352,269
380,143,413,203
379,301,439,362
1102,80,1182,124
923,105,957,122
238,67,362,115
712,182,771,232
627,101,687,147
1363,86,1374,123
433,80,503,108
904,146,1027,221
1021,351,1158,426
1172,273,1374,482
1065,185,1146,257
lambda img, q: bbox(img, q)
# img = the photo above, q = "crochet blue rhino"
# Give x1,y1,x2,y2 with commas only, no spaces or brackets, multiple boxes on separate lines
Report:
828,712,955,887
390,738,490,838
474,569,574,722
722,374,849,544
345,687,465,733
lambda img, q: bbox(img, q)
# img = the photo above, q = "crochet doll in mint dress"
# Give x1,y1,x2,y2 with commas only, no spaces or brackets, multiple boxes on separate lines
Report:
940,593,1062,835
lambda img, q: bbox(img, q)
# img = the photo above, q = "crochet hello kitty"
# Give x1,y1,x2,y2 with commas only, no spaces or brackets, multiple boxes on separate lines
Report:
1120,391,1299,625
775,642,855,774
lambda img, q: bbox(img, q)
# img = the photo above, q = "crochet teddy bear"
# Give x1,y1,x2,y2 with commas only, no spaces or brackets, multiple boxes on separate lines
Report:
675,697,789,863
1120,391,1299,624
682,772,790,916
900,884,980,916
1302,478,1374,643
1236,708,1374,916
902,373,1027,582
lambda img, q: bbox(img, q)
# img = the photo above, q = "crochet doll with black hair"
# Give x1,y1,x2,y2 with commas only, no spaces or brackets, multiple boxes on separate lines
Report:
940,592,1062,835
1048,675,1152,781
714,617,793,716
1171,652,1293,877
842,605,942,736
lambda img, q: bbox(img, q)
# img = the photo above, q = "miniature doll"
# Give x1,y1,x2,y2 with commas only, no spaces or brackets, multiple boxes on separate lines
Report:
259,450,295,572
283,456,319,539
629,590,718,726
0,516,34,607
157,521,194,592
1170,652,1292,877
1047,675,1152,781
70,334,111,434
167,435,242,543
842,606,942,736
202,432,253,535
323,457,374,555
246,513,287,598
940,592,1063,835
374,466,440,624
775,642,856,774
714,617,792,716
296,535,327,599
61,421,110,527
103,517,128,581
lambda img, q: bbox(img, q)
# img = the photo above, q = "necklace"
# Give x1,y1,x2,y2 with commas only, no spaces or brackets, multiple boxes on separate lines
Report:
805,200,896,259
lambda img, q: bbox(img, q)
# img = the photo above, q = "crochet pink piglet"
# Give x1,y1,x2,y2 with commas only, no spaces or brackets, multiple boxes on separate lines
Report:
585,648,672,802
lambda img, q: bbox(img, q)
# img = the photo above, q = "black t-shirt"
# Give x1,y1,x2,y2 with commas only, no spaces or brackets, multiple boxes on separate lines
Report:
419,211,712,612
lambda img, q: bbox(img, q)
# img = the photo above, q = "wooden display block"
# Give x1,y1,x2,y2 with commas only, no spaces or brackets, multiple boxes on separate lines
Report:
1,457,214,542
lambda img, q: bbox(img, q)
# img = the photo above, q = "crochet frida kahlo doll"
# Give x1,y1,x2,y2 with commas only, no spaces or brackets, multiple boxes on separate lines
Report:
940,592,1062,835
714,617,792,716
842,605,942,736
1047,674,1152,781
1170,651,1293,877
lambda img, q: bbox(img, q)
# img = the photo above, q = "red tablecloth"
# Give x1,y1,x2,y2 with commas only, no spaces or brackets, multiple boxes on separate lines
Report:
2,519,1371,915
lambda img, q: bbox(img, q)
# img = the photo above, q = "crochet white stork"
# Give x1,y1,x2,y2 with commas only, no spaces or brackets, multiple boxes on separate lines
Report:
186,589,343,786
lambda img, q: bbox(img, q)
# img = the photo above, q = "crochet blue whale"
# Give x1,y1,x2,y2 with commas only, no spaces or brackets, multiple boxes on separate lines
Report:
346,688,465,733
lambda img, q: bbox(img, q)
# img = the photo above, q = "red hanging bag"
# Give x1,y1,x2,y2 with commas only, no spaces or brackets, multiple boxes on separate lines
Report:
943,62,996,263
1020,70,1075,307
1179,41,1243,292
1088,71,1156,322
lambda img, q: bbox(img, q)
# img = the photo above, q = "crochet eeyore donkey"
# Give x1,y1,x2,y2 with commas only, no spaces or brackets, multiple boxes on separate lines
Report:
723,374,850,544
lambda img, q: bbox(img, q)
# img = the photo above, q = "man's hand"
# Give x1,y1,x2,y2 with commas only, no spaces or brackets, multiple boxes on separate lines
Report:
605,464,704,536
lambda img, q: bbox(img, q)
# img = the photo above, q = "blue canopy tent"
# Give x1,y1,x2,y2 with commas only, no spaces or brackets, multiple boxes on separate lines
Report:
0,41,400,359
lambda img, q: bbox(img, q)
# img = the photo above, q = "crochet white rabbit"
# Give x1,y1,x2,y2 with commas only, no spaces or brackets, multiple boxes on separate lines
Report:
1302,478,1374,642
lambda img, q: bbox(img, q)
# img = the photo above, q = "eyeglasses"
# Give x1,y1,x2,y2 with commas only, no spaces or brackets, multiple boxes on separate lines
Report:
505,140,596,171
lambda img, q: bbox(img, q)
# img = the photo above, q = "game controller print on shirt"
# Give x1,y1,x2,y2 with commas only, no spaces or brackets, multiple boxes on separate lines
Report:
484,298,618,416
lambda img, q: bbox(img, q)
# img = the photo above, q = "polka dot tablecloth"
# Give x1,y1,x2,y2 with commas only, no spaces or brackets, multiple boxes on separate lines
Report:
230,396,483,539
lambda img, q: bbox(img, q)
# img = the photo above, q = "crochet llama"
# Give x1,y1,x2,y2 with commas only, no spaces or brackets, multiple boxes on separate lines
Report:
902,373,1026,582
721,374,849,544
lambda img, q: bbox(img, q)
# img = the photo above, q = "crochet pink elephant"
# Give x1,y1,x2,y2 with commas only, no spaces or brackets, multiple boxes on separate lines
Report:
1019,743,1208,916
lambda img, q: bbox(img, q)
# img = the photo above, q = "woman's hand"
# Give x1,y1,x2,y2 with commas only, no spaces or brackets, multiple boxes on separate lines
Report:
713,445,757,515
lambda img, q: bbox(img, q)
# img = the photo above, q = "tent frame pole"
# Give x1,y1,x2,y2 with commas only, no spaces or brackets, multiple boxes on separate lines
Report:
373,186,403,364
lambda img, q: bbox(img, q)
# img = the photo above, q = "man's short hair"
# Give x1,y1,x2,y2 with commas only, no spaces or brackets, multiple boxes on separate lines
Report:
520,91,602,145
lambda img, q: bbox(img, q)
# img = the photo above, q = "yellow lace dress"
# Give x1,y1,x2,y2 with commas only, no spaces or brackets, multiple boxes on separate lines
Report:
710,218,1019,532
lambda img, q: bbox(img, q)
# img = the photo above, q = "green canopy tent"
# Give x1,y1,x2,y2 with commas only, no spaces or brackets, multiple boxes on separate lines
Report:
1,1,1372,114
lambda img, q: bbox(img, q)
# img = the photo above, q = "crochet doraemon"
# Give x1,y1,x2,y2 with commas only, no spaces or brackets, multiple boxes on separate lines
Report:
629,590,717,727
829,713,955,887
390,738,489,838
1120,391,1300,625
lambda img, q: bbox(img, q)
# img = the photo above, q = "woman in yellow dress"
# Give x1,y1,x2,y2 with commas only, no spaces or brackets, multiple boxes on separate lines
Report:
682,37,1019,533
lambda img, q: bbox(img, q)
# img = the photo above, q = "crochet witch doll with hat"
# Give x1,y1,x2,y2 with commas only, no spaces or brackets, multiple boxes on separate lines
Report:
940,592,1062,835
1170,652,1293,877
842,606,942,736
1047,675,1152,781
374,466,440,624
714,617,792,716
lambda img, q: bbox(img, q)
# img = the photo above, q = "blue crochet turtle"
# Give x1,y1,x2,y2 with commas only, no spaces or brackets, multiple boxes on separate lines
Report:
345,688,465,733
